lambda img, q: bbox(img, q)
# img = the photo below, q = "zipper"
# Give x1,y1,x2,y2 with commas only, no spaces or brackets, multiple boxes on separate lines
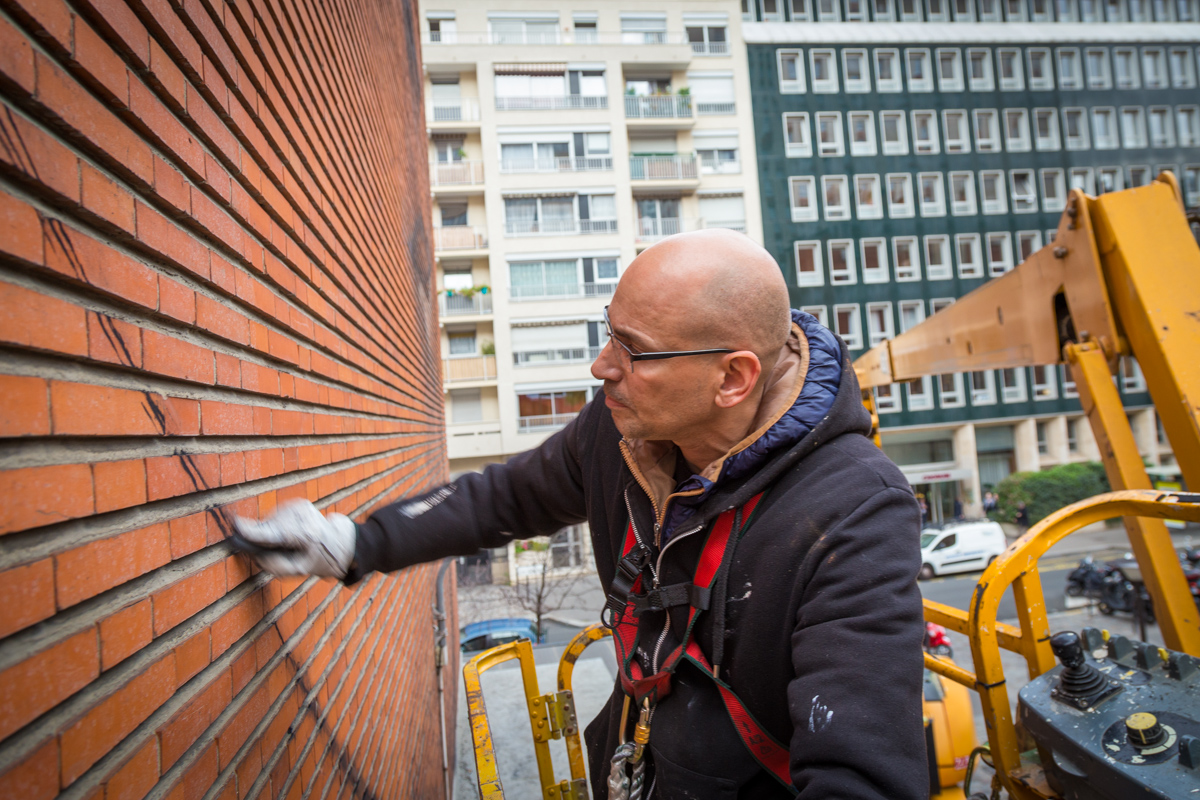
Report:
623,486,657,585
650,522,705,672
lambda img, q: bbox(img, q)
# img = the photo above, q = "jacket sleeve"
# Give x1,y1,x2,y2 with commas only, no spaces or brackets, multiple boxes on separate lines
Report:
344,401,593,582
787,485,929,800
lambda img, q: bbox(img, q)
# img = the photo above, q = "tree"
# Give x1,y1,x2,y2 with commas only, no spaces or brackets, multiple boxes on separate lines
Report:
992,462,1110,526
505,543,590,641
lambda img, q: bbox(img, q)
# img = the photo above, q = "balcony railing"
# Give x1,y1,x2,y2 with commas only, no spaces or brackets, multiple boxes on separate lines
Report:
629,154,699,181
443,354,497,383
697,101,737,116
429,98,480,123
495,95,608,111
499,156,613,174
518,412,580,433
700,157,741,174
430,160,484,186
514,346,602,366
423,31,690,46
433,226,487,251
438,293,492,316
704,219,747,233
624,95,693,120
635,217,701,242
690,41,729,55
504,218,618,236
510,282,617,301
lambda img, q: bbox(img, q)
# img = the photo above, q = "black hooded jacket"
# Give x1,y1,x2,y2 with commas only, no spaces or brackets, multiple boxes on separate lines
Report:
347,316,927,799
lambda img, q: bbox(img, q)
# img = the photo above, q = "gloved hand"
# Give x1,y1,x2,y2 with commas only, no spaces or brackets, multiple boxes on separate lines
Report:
231,499,357,579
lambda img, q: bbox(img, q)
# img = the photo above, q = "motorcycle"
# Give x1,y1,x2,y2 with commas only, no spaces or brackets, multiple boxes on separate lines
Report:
1065,556,1154,620
924,622,953,658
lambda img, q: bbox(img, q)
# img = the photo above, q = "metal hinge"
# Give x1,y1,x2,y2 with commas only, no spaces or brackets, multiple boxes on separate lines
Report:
546,777,589,800
530,690,579,743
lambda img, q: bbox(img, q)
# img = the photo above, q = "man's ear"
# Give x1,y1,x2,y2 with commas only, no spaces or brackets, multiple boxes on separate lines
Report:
715,352,762,409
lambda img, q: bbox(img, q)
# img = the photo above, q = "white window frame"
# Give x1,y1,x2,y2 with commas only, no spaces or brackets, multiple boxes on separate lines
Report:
777,49,807,93
998,48,1025,91
906,48,934,92
833,303,863,350
828,239,857,284
949,170,977,216
1148,106,1174,147
924,235,953,280
899,299,926,332
927,0,950,21
1028,48,1054,89
930,297,956,314
1063,108,1090,150
1121,357,1147,393
855,174,884,220
911,110,939,154
918,172,946,217
816,111,845,156
906,376,935,411
1092,107,1118,149
1003,108,1032,152
810,49,840,93
936,48,965,91
1086,48,1112,89
875,384,901,414
794,240,825,286
861,238,890,283
1061,364,1079,398
1017,230,1044,262
956,233,984,278
1040,168,1067,212
970,370,997,406
1000,367,1028,403
1032,365,1058,400
1178,106,1200,148
1114,47,1140,88
942,110,971,153
1011,169,1038,213
980,170,1008,215
1034,108,1061,151
866,302,895,347
938,373,966,408
874,48,903,92
783,112,813,157
880,111,909,155
1127,165,1151,187
973,109,1001,152
789,176,818,222
822,175,851,220
1186,164,1200,206
848,111,877,156
800,304,827,327
1120,106,1147,148
816,0,841,20
842,48,871,92
1170,47,1197,88
1098,166,1123,194
1069,166,1095,195
1142,47,1167,88
967,48,995,91
886,173,915,218
1057,48,1083,89
987,231,1014,275
893,236,921,281
1031,0,1053,20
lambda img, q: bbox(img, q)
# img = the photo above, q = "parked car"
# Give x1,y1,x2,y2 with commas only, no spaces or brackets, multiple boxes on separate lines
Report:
460,618,541,653
918,520,1007,580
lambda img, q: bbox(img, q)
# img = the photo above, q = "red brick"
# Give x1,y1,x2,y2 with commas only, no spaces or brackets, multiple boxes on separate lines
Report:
0,559,55,638
190,189,241,246
136,202,209,278
145,453,219,501
173,627,211,686
230,644,256,694
218,451,244,486
148,39,185,108
99,599,153,671
103,738,159,800
199,399,252,435
15,0,73,55
55,523,170,607
43,221,158,309
87,312,143,368
0,737,59,800
0,463,93,534
214,351,240,387
225,550,252,586
216,685,267,769
211,590,262,658
92,458,147,513
60,655,175,784
153,156,191,213
168,512,208,559
0,629,99,740
51,382,196,436
0,183,47,263
82,0,151,68
196,294,249,344
151,561,226,635
164,742,217,800
157,275,196,323
142,330,215,384
0,280,87,356
129,78,204,175
71,20,129,105
0,375,50,436
161,670,231,770
80,162,135,232
0,14,35,94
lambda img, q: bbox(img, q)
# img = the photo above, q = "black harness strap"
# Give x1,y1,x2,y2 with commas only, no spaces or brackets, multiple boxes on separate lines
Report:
602,542,653,625
630,583,712,614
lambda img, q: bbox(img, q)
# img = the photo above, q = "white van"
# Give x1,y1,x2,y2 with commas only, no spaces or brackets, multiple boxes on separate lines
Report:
918,520,1008,580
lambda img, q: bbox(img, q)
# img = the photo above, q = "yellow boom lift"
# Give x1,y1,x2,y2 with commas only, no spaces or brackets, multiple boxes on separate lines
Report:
462,173,1200,800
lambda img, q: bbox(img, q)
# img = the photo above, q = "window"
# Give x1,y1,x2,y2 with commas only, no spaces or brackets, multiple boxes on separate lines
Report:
1114,48,1140,88
1004,109,1031,152
778,49,806,93
800,305,828,326
846,0,869,19
980,170,1008,214
816,112,844,156
491,15,561,45
1128,165,1151,187
1174,106,1200,148
509,257,615,299
1006,0,1028,18
919,172,946,217
1098,166,1123,194
828,240,856,284
875,49,902,92
968,49,994,91
937,49,964,91
427,14,457,43
1069,166,1095,195
925,235,952,279
847,112,877,157
1057,49,1082,89
987,232,1014,275
822,175,851,220
789,176,818,221
1017,230,1043,262
696,133,740,174
855,174,884,219
893,236,921,280
1121,357,1147,392
954,0,976,19
899,299,926,332
687,24,728,56
970,371,997,405
875,384,901,413
1092,108,1118,149
1142,48,1167,88
1031,0,1053,18
504,194,610,235
1028,48,1053,89
938,373,966,408
866,302,894,347
980,0,1003,19
833,304,863,349
1011,170,1038,213
518,388,592,431
974,109,1000,152
1086,48,1111,89
1148,107,1173,147
930,297,956,314
949,171,977,215
912,111,939,154
1040,168,1067,212
998,48,1024,90
1170,48,1197,87
907,377,935,411
811,49,839,93
1063,108,1089,150
816,0,841,19
1061,365,1078,398
881,111,909,155
794,241,824,286
448,330,477,355
1120,107,1147,148
943,110,970,153
621,13,667,44
907,49,934,91
784,113,812,157
956,233,983,277
1056,0,1078,20
1178,0,1196,20
873,0,896,20
843,49,870,92
1032,365,1058,399
1000,368,1027,402
573,14,597,43
1034,109,1061,151
899,0,923,19
927,0,950,19
690,74,736,115
861,239,890,283
886,173,915,218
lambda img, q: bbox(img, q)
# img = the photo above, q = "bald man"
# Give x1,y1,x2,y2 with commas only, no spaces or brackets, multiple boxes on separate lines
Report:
234,230,927,799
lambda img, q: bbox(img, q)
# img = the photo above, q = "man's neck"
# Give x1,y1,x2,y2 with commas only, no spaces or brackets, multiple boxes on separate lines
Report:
675,406,760,476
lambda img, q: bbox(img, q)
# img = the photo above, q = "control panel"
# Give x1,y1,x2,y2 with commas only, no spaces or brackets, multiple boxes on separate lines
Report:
1018,628,1200,799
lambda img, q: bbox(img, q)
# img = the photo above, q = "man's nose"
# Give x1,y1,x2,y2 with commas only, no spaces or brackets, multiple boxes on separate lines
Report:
591,341,622,382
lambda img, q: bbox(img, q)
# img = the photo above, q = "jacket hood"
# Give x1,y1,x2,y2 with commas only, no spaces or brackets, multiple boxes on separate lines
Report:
622,309,855,540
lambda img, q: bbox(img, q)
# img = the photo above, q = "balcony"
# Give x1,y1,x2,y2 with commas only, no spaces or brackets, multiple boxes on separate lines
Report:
629,155,700,190
443,354,497,384
433,225,487,253
514,346,602,366
697,101,737,116
430,161,484,190
446,420,503,460
518,412,580,433
504,218,617,237
495,95,608,112
422,31,690,46
499,156,613,174
635,217,701,245
704,219,747,234
438,292,492,317
690,41,729,56
624,95,693,120
510,281,616,302
428,98,480,128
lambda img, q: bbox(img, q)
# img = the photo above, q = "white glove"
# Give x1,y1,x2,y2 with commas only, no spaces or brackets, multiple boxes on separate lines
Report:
232,499,356,579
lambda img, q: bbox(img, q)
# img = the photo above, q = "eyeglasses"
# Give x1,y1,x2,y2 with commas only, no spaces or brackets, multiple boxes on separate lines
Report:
602,306,735,373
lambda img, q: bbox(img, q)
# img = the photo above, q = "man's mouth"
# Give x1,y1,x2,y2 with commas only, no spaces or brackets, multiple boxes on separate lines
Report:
604,385,629,410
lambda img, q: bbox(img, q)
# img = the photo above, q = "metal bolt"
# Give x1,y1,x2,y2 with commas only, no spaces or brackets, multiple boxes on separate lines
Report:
1054,246,1068,259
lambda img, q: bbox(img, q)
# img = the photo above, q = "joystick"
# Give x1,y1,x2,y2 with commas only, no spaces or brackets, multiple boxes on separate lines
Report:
1050,631,1122,709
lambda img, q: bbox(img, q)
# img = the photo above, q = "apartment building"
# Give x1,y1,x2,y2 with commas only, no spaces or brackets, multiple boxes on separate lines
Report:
422,1,761,571
742,2,1199,520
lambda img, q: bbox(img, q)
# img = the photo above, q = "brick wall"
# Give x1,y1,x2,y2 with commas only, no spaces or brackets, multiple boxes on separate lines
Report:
0,0,455,798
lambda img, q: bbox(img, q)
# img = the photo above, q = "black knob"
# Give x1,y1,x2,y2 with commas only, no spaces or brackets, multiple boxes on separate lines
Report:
1126,712,1167,749
1050,631,1086,671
